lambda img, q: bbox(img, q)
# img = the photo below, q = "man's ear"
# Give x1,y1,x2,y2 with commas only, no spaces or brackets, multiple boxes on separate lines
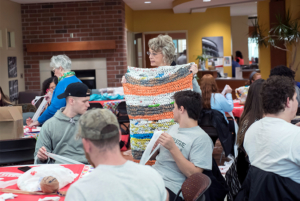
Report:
82,138,91,153
180,105,185,113
286,97,291,108
119,130,122,142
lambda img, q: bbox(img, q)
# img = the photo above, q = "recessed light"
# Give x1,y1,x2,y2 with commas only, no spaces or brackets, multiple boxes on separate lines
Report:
203,0,211,2
144,1,151,3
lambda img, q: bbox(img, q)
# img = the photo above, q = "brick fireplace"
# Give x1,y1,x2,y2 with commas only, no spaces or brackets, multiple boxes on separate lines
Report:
21,0,127,91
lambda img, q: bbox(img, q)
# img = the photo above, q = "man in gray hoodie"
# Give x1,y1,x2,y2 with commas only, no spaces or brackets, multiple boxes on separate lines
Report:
34,82,91,164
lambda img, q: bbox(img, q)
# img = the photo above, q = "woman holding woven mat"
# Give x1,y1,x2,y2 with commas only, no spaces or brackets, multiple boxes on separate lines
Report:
122,34,201,94
27,55,82,127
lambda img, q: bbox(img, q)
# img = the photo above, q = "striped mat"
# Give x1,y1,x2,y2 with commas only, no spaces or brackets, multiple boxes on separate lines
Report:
123,63,194,160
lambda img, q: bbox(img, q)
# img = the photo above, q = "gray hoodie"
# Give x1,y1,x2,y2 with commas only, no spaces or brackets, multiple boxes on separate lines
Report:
34,108,88,164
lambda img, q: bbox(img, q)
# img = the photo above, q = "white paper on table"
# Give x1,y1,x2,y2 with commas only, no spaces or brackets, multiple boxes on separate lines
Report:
0,178,18,188
139,131,164,165
228,112,239,157
38,197,60,201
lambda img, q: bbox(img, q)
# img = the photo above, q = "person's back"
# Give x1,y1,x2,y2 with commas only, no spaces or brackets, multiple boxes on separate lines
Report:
244,76,300,184
67,161,166,201
177,54,187,65
66,109,167,201
244,117,300,183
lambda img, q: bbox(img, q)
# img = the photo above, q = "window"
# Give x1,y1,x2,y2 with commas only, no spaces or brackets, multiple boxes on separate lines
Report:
248,37,258,62
7,30,15,48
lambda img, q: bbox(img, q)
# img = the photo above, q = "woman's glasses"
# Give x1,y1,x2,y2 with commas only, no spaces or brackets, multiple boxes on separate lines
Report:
147,51,161,57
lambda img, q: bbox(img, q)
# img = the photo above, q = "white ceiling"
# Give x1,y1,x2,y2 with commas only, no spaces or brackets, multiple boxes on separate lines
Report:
10,0,259,16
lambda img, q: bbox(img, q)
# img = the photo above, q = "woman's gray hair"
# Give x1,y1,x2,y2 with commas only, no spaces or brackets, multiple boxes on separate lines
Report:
148,34,176,65
50,55,72,71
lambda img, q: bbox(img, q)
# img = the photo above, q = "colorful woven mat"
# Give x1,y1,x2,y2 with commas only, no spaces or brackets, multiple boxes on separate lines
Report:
123,63,194,160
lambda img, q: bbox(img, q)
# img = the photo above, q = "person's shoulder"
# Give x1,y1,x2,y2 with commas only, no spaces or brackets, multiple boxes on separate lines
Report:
127,161,161,178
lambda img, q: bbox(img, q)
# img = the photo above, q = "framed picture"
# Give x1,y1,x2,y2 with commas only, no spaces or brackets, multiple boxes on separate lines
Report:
8,57,17,78
202,36,224,57
224,56,232,67
9,79,18,102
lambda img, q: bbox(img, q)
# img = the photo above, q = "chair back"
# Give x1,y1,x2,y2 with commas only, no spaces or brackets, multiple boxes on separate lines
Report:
175,172,211,201
88,102,103,110
116,102,130,150
198,110,218,144
0,138,36,165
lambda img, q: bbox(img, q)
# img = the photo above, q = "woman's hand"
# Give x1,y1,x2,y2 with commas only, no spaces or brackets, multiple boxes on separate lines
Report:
189,64,198,75
225,86,232,94
121,76,127,84
29,120,40,128
26,118,33,126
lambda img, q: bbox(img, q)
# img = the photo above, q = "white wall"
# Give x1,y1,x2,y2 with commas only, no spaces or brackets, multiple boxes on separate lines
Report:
39,58,108,89
0,0,25,96
231,16,249,64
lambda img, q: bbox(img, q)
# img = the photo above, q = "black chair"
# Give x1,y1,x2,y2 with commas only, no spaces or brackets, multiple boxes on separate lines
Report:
88,102,103,110
116,102,130,150
0,138,36,165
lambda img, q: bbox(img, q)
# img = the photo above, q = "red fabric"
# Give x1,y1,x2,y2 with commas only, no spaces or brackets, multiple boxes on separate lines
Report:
120,135,129,151
0,164,85,201
232,102,244,118
89,99,124,106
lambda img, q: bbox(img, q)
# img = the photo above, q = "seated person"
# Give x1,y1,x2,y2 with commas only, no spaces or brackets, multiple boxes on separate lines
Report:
269,65,300,104
200,74,233,123
65,109,168,201
34,82,91,164
151,90,213,201
247,72,261,85
244,76,300,184
0,87,12,106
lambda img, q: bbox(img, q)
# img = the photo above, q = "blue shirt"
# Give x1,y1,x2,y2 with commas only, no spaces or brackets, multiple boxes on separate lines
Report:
38,76,82,124
210,93,233,123
232,61,240,77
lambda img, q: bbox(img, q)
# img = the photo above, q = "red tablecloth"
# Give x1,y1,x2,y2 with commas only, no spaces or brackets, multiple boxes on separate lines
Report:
232,101,244,118
0,164,85,201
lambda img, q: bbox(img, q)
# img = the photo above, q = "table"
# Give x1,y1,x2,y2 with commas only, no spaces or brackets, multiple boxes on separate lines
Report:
89,99,124,114
215,78,248,99
0,164,85,201
232,100,244,118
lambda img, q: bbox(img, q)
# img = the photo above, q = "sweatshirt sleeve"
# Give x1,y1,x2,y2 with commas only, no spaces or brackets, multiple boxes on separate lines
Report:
217,93,234,112
192,78,202,95
34,123,53,164
38,83,66,124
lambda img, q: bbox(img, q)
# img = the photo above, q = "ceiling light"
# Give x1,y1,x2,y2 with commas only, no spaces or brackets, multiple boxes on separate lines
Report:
203,0,211,2
144,1,151,3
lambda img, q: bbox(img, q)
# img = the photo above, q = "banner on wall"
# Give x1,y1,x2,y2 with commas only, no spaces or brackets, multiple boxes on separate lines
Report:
8,57,17,78
9,79,18,102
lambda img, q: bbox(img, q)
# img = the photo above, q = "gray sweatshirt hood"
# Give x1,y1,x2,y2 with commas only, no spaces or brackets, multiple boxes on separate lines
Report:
53,107,81,124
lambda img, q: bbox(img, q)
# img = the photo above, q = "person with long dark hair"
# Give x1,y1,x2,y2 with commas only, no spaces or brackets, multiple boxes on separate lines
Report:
226,79,265,201
235,51,244,65
0,87,12,106
42,76,58,95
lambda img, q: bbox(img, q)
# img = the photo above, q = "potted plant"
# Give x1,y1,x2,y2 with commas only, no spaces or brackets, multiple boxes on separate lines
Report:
196,50,211,70
250,10,300,71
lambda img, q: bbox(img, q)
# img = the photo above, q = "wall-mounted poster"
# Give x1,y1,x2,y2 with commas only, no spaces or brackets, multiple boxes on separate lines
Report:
8,57,17,78
9,79,18,102
224,56,232,67
202,37,224,57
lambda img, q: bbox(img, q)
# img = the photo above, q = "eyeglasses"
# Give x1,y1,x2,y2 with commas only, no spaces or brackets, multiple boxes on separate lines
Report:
147,51,161,57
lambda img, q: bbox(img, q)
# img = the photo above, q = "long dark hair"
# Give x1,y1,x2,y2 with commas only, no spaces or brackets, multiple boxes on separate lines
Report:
0,87,12,106
42,77,58,95
236,51,243,59
237,79,264,146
